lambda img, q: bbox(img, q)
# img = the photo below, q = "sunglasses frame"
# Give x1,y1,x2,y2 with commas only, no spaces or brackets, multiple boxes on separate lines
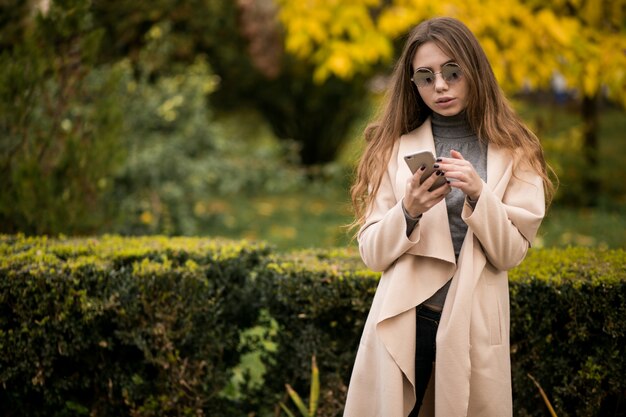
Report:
411,62,463,89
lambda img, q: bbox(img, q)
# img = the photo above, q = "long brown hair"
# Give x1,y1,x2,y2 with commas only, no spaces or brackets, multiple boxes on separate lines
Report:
350,17,555,228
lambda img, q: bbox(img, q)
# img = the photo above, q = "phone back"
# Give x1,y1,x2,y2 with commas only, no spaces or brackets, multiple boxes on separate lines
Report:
403,150,447,191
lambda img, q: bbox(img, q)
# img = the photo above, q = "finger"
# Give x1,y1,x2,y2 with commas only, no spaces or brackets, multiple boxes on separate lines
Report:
440,171,466,182
409,166,427,187
434,159,470,171
436,159,476,178
447,180,466,190
450,149,465,160
412,165,427,178
430,182,451,197
419,170,444,191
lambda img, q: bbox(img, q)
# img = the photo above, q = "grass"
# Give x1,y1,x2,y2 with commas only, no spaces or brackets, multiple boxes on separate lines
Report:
199,187,354,251
198,184,625,252
205,99,625,252
535,207,626,249
537,206,626,249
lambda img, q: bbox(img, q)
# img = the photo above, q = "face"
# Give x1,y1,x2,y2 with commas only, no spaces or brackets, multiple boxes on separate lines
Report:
411,41,469,117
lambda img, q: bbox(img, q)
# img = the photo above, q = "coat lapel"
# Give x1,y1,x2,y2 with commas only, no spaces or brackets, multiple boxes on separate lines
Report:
371,120,458,410
396,119,456,265
486,145,511,197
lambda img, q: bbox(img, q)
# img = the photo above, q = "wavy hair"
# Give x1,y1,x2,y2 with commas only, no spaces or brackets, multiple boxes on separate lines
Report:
350,17,555,228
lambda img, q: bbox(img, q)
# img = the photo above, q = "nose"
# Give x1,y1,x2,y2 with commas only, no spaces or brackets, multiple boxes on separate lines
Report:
434,72,448,92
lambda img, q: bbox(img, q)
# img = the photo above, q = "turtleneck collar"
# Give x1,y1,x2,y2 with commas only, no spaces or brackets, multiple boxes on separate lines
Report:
431,111,475,141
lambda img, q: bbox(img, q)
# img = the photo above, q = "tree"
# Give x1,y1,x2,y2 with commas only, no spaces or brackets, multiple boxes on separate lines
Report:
277,0,626,103
276,0,626,201
524,0,626,202
90,0,370,166
0,0,125,234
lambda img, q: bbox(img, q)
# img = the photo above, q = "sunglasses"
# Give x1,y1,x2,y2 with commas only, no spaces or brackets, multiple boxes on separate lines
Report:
411,63,463,88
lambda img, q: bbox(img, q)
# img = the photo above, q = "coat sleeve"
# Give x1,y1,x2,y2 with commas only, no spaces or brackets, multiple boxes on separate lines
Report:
358,148,421,272
462,163,545,271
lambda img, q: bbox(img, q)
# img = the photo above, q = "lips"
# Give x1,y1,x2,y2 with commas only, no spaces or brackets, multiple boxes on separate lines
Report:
436,97,455,103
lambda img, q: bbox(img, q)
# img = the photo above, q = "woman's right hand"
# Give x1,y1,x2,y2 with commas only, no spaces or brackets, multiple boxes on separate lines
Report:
402,167,451,218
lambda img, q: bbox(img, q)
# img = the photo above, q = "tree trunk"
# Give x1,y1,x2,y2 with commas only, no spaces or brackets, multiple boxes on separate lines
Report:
581,92,600,206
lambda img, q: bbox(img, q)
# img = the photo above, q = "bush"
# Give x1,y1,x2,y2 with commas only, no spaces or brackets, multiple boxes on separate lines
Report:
109,48,307,236
256,247,626,417
0,234,269,417
253,248,379,417
509,248,626,417
0,9,310,238
0,0,125,235
1,236,624,417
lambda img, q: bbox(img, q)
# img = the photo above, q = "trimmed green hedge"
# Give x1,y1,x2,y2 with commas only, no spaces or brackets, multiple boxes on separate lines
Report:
0,235,270,417
509,248,626,417
1,235,625,417
254,249,380,416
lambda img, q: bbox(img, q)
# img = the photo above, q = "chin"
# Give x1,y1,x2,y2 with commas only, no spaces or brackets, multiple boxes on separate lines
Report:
435,108,463,117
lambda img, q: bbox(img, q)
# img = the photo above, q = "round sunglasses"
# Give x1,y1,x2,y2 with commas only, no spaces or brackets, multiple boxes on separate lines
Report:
411,63,463,88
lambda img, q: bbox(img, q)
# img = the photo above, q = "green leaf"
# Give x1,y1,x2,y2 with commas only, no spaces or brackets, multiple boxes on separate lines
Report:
309,355,320,417
279,402,297,417
528,373,559,417
286,383,310,417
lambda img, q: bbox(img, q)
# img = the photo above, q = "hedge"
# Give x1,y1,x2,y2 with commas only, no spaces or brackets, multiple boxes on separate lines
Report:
0,235,270,417
1,235,625,417
509,248,626,417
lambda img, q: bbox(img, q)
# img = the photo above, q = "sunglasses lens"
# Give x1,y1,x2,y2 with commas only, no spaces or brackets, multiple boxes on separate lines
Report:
412,64,462,88
413,71,435,87
442,64,462,83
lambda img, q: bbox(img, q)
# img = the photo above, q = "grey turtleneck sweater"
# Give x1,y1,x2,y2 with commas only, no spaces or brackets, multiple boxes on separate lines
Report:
404,111,487,309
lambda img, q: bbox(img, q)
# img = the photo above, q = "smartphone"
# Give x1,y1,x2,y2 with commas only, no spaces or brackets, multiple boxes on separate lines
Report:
403,150,447,191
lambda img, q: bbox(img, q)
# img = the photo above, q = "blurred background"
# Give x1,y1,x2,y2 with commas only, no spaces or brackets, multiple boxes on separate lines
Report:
1,0,625,251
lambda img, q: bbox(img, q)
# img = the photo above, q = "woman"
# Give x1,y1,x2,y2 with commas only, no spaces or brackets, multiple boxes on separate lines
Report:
344,17,554,417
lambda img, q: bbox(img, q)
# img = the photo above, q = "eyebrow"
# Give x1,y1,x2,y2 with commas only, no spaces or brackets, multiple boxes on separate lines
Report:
414,60,457,72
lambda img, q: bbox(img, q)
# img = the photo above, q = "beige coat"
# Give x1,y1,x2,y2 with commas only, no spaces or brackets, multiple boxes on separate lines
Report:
343,119,545,417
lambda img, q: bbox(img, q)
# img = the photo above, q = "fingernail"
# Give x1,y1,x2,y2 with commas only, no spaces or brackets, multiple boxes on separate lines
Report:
420,165,426,171
433,164,440,168
446,180,450,184
436,158,442,162
436,170,443,176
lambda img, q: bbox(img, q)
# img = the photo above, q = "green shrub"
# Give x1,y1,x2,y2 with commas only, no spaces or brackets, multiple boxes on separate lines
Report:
109,24,308,237
0,0,125,235
509,248,626,417
0,234,269,417
1,236,624,417
254,248,379,417
256,247,626,417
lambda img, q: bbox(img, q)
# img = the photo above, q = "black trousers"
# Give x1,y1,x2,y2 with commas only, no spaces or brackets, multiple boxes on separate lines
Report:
408,305,441,417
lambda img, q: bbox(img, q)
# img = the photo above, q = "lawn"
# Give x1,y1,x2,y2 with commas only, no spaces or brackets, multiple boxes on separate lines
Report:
202,187,625,252
204,99,625,252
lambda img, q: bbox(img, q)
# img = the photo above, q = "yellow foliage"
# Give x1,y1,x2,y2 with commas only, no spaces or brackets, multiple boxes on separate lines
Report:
583,60,600,97
377,6,417,38
277,0,394,83
536,9,574,47
276,0,626,105
139,211,154,225
327,49,353,78
597,33,626,107
377,1,441,38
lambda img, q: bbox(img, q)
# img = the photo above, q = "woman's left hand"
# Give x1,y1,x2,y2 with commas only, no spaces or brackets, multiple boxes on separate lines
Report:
435,149,483,201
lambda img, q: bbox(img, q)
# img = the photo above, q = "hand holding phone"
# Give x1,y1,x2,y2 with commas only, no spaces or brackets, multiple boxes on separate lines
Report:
403,150,447,191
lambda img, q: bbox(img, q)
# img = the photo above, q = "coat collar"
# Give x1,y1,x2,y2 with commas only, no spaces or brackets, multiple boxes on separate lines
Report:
396,118,456,265
486,143,509,195
395,118,511,264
